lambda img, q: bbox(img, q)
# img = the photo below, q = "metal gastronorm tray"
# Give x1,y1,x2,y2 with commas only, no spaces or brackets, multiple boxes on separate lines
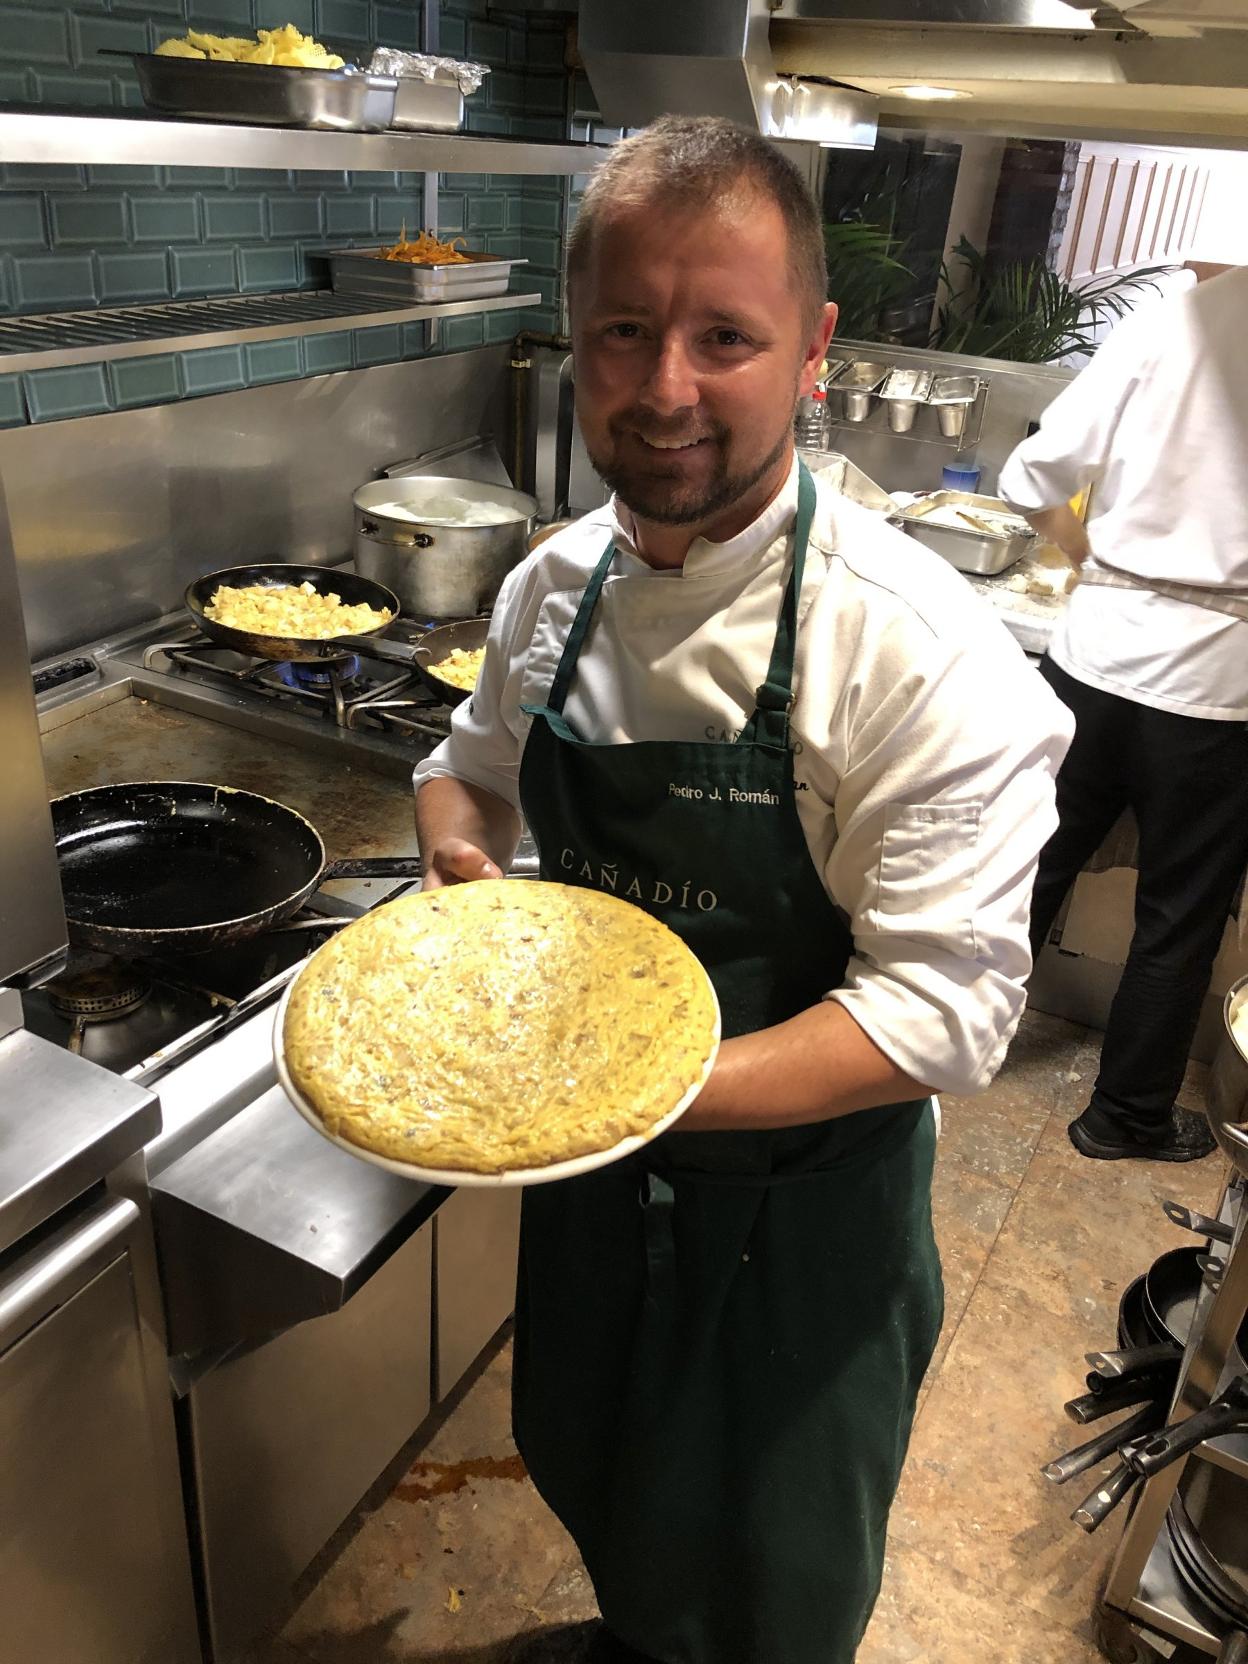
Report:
130,54,398,131
328,249,528,302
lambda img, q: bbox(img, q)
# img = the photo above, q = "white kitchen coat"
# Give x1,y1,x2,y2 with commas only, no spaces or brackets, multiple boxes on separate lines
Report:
414,458,1073,1096
998,265,1248,721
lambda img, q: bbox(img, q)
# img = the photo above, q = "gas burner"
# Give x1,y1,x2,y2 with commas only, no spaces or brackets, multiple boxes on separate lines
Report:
273,655,362,691
46,952,152,1054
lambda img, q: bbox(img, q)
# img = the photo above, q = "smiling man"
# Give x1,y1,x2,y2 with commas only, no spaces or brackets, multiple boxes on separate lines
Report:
414,117,1072,1664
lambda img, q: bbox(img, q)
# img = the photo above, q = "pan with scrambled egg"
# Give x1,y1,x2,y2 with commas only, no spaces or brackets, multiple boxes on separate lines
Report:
204,580,393,637
277,881,721,1183
186,563,399,659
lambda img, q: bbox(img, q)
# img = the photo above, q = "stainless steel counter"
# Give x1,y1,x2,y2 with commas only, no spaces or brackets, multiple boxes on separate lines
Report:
0,1028,158,1255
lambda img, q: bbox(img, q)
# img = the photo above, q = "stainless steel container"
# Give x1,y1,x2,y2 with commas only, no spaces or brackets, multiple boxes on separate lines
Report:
389,76,464,131
1209,976,1248,1176
895,491,1038,575
329,249,526,303
805,452,895,516
132,54,399,131
829,359,888,423
928,373,981,440
353,474,538,620
878,366,934,434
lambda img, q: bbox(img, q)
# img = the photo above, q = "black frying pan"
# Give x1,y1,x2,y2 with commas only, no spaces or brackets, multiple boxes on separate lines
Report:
186,563,400,663
52,782,422,957
413,617,490,709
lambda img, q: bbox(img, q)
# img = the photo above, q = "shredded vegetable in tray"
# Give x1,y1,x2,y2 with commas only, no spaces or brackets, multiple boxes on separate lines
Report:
155,24,345,66
380,227,473,265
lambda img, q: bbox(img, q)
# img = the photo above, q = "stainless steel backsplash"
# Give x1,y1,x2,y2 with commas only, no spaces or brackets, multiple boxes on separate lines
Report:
4,345,509,662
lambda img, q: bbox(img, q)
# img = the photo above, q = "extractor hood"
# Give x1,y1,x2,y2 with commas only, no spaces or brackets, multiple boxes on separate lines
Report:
771,0,1248,147
576,0,1248,150
579,0,879,150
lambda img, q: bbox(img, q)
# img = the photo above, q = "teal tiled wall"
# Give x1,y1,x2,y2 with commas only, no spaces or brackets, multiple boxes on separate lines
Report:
0,0,574,423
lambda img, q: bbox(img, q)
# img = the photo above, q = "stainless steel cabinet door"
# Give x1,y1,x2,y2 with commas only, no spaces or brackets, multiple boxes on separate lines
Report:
435,1186,521,1400
189,1218,433,1660
0,1252,195,1664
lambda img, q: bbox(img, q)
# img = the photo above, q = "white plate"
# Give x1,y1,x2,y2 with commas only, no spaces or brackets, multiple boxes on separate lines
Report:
272,973,721,1188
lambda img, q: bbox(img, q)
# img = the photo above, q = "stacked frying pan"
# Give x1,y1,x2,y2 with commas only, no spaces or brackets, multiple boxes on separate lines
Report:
1045,1198,1248,1644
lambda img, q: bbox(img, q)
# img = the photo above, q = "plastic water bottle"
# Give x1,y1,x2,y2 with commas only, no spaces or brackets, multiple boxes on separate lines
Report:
795,388,828,451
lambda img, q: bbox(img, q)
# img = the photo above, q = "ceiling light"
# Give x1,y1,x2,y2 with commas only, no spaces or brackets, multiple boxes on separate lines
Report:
889,84,969,102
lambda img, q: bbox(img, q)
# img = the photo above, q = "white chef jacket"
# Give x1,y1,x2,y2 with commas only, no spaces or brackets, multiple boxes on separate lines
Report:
413,459,1073,1096
998,266,1248,721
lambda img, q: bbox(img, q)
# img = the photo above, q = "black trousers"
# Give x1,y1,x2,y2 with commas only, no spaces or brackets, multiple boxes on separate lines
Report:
1030,658,1248,1139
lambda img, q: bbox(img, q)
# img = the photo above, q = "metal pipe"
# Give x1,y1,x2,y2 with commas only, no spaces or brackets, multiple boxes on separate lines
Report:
510,329,571,491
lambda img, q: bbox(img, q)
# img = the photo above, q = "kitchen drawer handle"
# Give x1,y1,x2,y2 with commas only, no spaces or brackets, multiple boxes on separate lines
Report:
0,1196,139,1351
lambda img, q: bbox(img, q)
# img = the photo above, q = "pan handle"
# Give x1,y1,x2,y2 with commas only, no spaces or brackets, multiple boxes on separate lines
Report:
1126,1374,1248,1477
1163,1198,1234,1246
1070,1459,1140,1533
1085,1343,1181,1380
1065,1373,1173,1426
1043,1400,1166,1485
322,857,424,882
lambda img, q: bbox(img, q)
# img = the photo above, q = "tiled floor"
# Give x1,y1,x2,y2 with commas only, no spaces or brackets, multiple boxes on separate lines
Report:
251,1010,1230,1664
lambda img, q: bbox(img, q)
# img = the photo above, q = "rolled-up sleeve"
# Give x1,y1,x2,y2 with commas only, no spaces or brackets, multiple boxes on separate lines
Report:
819,623,1073,1095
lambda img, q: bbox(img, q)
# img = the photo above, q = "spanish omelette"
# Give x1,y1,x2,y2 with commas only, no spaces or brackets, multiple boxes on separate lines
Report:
280,880,719,1176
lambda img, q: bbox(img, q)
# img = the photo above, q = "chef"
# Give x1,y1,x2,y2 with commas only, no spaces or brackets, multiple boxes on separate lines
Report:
414,115,1072,1664
999,265,1248,1165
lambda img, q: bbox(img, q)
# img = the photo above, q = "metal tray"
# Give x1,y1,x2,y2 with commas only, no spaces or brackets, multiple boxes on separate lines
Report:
329,248,528,302
895,491,1037,575
805,452,895,516
131,54,398,131
390,77,464,132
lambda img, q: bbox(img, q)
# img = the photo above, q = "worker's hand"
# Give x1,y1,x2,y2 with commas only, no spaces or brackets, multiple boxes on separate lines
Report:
422,838,504,891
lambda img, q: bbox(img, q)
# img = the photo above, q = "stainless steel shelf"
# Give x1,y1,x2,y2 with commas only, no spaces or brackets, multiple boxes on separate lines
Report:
0,287,542,372
1128,1532,1222,1655
0,107,612,174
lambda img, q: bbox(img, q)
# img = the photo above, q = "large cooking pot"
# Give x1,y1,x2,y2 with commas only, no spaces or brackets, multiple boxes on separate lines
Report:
353,474,537,620
1210,974,1248,1173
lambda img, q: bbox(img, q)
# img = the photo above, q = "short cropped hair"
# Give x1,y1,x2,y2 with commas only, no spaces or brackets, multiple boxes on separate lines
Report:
566,115,828,331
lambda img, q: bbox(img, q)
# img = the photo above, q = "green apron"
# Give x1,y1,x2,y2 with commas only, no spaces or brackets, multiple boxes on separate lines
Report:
514,463,943,1664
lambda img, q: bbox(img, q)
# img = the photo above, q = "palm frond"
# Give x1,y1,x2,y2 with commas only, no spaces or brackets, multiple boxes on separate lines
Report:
931,237,1176,364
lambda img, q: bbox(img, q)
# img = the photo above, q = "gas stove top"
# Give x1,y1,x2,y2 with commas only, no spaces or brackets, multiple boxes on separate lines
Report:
21,900,362,1082
33,605,472,783
136,614,458,743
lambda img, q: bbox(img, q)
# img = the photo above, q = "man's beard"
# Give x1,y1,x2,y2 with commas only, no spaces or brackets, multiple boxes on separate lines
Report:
585,414,793,527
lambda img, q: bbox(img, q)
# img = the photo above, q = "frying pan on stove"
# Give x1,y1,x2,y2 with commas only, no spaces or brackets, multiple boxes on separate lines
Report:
412,616,490,709
186,562,400,663
51,782,422,956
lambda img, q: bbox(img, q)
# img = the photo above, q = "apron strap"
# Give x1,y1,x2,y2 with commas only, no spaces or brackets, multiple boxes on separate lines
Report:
1079,561,1248,622
738,459,817,750
546,540,618,716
